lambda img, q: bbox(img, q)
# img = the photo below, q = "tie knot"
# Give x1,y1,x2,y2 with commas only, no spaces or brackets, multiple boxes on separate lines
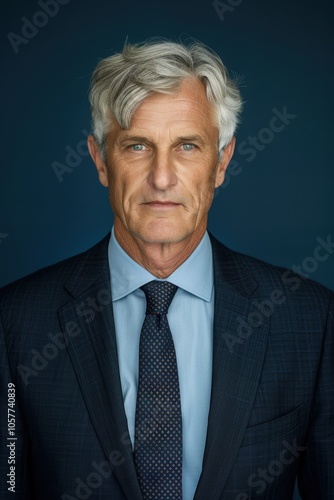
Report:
141,280,178,315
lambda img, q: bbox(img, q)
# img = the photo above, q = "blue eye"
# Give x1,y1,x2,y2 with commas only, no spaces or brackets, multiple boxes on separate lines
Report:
182,144,195,151
131,144,145,151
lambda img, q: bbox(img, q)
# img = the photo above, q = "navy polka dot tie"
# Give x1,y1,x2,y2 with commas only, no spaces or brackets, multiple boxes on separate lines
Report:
134,280,182,499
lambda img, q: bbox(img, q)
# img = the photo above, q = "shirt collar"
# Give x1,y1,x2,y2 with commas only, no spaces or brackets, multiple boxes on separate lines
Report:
108,227,213,302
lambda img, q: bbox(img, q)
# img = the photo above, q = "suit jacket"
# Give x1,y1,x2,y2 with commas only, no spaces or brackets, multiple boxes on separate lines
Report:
0,233,333,499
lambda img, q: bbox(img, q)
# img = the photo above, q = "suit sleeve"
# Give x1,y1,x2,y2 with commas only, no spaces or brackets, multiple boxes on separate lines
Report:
0,301,32,499
297,292,334,498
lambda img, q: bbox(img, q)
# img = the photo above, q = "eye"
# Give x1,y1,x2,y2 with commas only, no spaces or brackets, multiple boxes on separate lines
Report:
130,144,146,151
181,143,195,151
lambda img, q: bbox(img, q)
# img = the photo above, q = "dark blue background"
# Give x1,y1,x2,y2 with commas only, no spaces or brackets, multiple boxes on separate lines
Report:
1,0,333,292
1,1,333,497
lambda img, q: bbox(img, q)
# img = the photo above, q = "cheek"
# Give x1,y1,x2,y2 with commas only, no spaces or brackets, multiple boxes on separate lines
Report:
105,168,125,215
106,166,142,215
187,165,217,206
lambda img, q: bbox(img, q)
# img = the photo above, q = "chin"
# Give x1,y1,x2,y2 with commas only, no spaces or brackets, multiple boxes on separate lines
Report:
132,220,192,245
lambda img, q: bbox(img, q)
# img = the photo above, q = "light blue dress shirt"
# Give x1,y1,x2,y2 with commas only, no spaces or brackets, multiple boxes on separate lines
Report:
108,228,214,500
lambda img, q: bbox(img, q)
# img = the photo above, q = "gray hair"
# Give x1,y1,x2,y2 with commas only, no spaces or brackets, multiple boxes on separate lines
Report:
89,40,243,159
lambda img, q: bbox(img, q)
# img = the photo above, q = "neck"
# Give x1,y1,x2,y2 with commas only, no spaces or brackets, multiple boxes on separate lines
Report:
114,218,207,278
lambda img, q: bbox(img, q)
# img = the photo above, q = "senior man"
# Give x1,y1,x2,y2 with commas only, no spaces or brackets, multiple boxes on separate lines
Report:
0,40,333,499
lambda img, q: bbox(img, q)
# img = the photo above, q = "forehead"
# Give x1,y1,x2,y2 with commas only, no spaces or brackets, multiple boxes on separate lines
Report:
128,78,218,133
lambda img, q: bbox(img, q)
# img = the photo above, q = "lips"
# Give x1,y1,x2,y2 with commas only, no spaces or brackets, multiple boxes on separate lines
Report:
147,201,179,205
143,200,181,207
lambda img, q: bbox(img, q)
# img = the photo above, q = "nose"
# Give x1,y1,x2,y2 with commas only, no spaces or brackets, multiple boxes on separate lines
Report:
147,150,177,191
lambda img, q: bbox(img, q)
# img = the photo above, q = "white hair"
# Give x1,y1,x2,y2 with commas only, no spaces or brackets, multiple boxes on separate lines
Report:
89,40,243,159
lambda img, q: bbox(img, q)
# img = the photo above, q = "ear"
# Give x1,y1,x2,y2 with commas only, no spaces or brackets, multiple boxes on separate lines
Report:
215,137,236,188
87,135,108,187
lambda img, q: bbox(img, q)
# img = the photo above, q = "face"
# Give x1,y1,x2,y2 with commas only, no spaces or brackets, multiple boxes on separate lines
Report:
89,78,235,247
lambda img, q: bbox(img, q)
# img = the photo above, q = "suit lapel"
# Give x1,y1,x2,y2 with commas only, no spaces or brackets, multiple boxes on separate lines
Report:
194,235,270,499
58,235,143,500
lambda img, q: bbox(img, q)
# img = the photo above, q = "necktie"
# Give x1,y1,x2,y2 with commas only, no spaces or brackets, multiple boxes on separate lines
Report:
134,280,182,499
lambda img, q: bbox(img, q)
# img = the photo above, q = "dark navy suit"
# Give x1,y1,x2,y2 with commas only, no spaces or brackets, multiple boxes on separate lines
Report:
1,233,333,499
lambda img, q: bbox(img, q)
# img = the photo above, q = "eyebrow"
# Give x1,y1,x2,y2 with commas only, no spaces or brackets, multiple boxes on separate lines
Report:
118,136,150,145
118,134,206,145
176,135,205,144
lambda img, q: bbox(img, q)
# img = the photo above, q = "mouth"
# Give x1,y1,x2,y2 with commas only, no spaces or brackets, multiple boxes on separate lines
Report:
143,201,181,209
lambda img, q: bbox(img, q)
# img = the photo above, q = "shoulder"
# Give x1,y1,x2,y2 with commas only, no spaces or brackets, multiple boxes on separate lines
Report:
0,233,110,313
209,232,333,318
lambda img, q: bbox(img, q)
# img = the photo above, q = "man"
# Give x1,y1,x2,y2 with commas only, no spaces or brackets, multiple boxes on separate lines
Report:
0,40,333,499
